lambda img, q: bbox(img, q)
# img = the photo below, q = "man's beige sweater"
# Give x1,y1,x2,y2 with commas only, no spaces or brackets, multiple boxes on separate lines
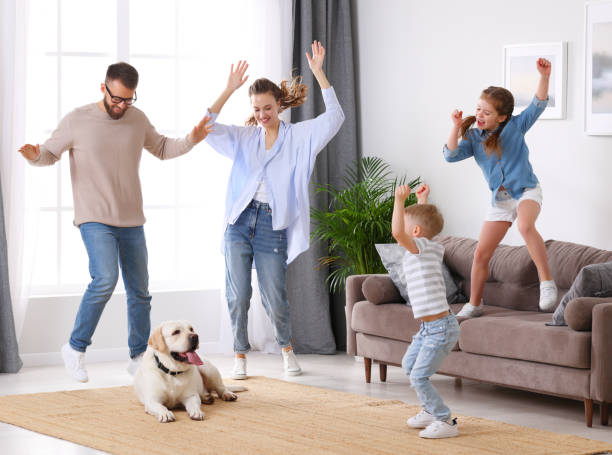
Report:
29,103,195,227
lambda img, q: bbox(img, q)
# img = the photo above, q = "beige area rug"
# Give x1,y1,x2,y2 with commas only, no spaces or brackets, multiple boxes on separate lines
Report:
0,377,610,455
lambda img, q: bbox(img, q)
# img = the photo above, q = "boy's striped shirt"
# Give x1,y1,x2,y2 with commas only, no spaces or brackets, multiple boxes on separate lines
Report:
402,237,449,319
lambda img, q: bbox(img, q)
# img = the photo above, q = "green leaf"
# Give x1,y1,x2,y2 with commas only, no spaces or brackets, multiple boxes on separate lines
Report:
310,156,419,293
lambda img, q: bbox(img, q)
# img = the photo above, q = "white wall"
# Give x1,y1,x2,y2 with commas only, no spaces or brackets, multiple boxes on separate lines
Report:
353,0,612,250
19,290,222,366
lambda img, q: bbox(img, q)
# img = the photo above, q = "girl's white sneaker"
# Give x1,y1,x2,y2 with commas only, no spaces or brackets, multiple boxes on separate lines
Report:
539,281,558,311
456,302,484,318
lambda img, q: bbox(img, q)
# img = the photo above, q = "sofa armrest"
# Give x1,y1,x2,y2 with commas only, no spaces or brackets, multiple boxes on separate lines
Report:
591,302,612,403
565,297,612,331
345,274,370,356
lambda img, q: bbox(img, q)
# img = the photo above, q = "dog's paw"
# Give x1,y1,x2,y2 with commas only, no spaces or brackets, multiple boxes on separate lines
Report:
221,390,238,401
158,410,176,423
201,394,215,405
189,408,205,421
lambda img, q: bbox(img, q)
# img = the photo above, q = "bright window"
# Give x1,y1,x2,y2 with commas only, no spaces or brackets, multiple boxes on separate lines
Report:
25,0,291,295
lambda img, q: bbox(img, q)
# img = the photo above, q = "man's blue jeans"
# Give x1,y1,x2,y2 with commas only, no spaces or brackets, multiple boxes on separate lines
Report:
69,222,152,358
224,200,291,354
402,313,460,421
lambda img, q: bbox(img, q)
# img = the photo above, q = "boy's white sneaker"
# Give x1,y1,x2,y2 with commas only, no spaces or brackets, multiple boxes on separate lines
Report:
61,343,88,383
456,301,484,318
232,357,247,380
419,418,459,439
282,350,302,376
539,280,558,311
127,352,144,376
406,409,435,429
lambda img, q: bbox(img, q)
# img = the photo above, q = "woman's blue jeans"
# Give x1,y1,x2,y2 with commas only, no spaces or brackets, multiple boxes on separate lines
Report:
224,200,291,354
69,222,152,358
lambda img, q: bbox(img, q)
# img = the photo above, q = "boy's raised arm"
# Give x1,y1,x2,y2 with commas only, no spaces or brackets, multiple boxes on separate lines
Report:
392,185,419,254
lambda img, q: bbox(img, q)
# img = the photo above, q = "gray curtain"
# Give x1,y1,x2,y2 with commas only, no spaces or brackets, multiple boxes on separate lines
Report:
287,0,359,353
0,179,23,373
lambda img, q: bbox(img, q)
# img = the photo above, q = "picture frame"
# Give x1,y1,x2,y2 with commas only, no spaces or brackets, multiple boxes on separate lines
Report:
503,42,567,120
585,1,612,135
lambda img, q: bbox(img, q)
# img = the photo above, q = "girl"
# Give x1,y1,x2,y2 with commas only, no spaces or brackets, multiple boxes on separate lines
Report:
205,41,345,377
443,58,556,318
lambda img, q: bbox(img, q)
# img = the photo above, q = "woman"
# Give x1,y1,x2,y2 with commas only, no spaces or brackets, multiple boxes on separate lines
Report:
205,41,344,378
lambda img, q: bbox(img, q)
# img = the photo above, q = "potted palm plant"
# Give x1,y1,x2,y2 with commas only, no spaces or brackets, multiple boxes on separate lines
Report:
311,156,420,293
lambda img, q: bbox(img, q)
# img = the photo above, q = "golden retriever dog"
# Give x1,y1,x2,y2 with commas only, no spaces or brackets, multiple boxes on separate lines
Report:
133,320,246,423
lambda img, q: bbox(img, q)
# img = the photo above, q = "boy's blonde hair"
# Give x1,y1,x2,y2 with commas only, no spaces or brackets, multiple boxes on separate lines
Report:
404,204,444,239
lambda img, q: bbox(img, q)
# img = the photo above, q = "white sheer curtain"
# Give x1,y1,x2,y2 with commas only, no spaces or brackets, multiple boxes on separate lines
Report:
218,0,294,355
7,0,292,351
0,0,33,339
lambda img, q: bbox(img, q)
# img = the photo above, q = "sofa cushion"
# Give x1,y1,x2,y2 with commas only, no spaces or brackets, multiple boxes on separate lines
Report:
435,235,476,281
550,261,612,326
459,312,591,369
482,281,541,312
546,240,612,290
488,244,539,284
375,243,464,305
454,303,517,322
479,243,540,311
362,275,404,304
351,301,508,346
436,236,542,311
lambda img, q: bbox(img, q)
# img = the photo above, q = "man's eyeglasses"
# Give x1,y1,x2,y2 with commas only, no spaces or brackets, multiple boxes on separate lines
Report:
105,83,137,105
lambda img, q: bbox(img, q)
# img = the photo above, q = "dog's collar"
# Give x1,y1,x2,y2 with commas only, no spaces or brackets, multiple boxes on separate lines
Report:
154,354,186,376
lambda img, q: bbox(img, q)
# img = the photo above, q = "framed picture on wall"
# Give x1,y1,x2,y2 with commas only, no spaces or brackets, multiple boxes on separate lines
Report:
585,1,612,135
503,42,567,120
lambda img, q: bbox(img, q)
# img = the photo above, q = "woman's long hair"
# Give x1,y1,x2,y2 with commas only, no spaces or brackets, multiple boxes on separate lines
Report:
460,86,514,158
245,75,308,126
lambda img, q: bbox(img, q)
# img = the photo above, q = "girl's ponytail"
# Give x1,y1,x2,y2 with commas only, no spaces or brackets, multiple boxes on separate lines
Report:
460,116,477,140
484,120,509,158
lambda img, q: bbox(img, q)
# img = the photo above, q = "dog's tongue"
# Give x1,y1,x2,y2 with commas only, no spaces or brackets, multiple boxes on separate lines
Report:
185,351,203,365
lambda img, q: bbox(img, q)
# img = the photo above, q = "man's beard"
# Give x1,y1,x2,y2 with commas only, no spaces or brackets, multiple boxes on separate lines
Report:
103,98,128,120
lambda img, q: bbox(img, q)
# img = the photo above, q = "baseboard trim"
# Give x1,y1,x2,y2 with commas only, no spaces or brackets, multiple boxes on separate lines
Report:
20,342,222,367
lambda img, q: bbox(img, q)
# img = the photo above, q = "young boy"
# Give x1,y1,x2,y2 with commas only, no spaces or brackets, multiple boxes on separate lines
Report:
392,183,460,439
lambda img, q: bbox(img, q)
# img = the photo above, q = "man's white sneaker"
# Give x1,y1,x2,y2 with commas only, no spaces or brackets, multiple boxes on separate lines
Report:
406,409,435,429
539,280,558,311
127,352,144,376
456,302,484,318
419,418,459,439
282,350,302,376
61,343,88,383
232,357,247,380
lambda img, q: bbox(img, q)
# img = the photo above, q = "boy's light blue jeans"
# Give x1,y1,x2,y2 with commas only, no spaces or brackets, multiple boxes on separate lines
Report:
224,200,291,354
69,222,152,358
402,312,460,421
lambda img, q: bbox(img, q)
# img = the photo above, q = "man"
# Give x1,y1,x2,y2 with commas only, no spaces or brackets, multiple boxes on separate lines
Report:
18,62,212,382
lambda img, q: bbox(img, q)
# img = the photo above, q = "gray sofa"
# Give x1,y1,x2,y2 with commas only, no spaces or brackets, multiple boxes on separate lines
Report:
345,236,612,427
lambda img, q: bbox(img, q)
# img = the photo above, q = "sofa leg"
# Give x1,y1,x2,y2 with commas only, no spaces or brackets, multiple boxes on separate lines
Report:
601,402,609,426
584,399,593,427
379,364,387,382
455,377,462,387
364,357,372,383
